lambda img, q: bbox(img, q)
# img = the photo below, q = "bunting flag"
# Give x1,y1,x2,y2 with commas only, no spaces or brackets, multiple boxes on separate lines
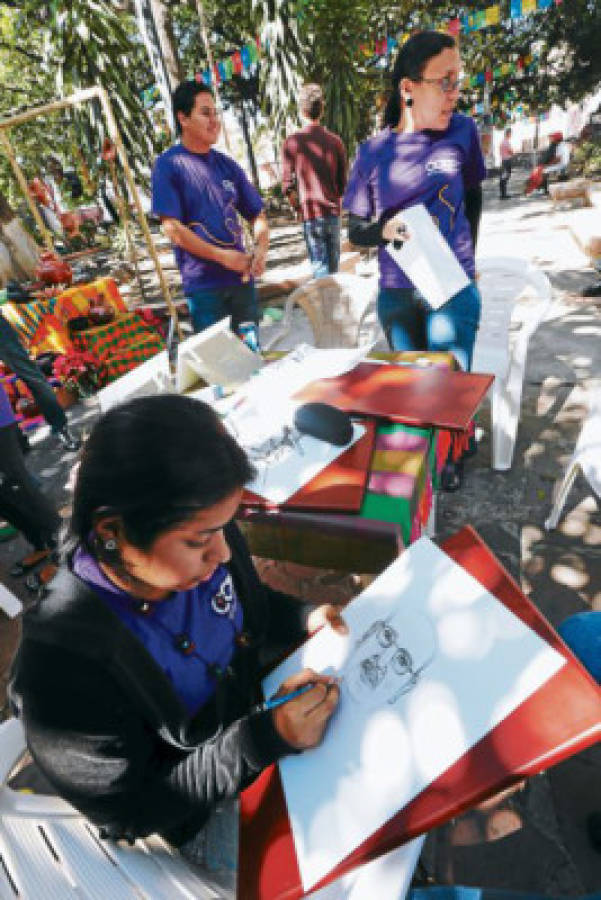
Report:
193,37,262,87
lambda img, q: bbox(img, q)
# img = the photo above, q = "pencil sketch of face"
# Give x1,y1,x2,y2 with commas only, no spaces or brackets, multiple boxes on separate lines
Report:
245,426,303,467
342,613,437,708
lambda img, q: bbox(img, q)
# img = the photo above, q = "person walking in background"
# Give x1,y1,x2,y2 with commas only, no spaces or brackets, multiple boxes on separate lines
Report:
0,315,80,452
152,81,269,335
281,84,347,279
499,127,513,199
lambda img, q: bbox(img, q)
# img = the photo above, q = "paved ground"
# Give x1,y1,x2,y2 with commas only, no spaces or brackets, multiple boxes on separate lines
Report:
1,168,601,895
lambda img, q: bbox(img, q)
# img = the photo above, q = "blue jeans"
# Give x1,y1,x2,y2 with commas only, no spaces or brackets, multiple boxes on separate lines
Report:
186,284,258,335
377,281,482,372
558,612,601,684
303,216,341,279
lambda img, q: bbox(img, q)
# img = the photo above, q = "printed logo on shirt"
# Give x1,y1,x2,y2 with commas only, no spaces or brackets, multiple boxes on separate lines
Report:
211,572,236,617
222,179,236,193
425,154,460,177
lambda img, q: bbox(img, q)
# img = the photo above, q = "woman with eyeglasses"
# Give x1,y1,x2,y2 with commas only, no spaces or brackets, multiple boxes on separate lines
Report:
344,31,486,489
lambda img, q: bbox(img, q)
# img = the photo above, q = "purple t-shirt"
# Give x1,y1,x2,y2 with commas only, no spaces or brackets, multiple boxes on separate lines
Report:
151,144,263,293
343,113,486,290
72,547,243,717
0,382,16,429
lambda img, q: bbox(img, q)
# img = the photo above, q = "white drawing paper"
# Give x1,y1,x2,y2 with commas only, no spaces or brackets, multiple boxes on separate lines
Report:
263,536,566,892
225,398,365,503
308,835,425,899
385,204,470,309
242,343,372,422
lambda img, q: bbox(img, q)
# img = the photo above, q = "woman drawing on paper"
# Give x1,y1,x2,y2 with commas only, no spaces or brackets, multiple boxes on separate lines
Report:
344,31,486,488
9,395,344,895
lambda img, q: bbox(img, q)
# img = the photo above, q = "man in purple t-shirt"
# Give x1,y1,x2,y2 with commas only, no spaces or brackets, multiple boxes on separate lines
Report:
152,81,269,334
281,84,347,278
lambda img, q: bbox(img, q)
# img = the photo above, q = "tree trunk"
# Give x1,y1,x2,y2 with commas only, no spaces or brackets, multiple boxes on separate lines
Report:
0,191,40,284
238,101,261,190
150,0,182,89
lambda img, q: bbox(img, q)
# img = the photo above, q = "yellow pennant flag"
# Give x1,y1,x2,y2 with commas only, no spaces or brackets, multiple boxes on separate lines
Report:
522,0,537,12
486,5,500,25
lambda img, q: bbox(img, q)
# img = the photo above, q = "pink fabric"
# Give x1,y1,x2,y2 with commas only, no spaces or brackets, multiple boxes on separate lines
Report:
368,471,415,499
375,432,429,453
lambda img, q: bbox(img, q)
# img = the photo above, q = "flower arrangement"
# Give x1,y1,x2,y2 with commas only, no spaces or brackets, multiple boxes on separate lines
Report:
52,349,103,398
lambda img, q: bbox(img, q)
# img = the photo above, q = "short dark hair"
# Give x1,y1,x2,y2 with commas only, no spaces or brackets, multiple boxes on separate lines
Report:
69,395,254,555
299,83,324,120
384,31,456,127
172,80,214,134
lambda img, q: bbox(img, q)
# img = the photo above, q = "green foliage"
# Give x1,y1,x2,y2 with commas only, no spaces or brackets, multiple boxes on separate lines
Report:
0,1,157,214
570,140,601,179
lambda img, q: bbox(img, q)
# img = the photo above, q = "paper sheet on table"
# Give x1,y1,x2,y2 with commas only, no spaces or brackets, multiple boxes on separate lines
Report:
241,344,373,421
263,536,566,893
385,204,470,309
224,379,365,504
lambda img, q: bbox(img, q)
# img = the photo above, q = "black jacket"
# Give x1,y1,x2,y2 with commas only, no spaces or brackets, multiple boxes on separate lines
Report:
9,523,310,842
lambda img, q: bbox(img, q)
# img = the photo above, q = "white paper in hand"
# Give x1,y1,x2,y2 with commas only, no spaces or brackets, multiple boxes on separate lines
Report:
386,204,470,309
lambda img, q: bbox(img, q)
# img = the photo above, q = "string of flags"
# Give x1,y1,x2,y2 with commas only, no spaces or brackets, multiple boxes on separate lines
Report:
359,0,562,62
194,37,261,87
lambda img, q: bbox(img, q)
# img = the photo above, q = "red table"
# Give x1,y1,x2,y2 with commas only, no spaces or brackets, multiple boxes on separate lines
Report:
238,526,601,899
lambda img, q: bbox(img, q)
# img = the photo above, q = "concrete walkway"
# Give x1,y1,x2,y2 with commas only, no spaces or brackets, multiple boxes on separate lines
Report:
1,170,601,894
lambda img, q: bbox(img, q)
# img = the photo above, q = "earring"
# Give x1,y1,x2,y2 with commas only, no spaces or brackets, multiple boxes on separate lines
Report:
404,96,413,107
105,539,118,552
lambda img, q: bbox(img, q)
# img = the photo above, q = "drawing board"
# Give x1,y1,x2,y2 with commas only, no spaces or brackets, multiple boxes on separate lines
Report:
262,536,566,893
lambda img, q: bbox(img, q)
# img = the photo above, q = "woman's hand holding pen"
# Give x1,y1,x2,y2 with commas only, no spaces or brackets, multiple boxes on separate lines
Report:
271,668,340,750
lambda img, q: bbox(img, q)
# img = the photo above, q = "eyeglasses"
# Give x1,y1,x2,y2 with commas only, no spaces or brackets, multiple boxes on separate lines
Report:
417,75,462,94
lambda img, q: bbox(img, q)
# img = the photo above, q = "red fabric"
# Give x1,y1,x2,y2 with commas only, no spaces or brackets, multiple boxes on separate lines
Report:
525,164,545,194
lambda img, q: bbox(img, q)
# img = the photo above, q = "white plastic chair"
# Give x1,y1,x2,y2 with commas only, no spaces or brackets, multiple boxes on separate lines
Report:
262,273,379,351
0,717,224,898
545,388,601,530
472,257,552,470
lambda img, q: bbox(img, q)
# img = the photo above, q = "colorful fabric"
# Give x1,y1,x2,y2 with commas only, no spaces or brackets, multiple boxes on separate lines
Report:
360,423,431,544
29,313,73,357
151,144,263,292
99,337,165,386
55,277,127,324
72,312,164,358
343,113,486,290
1,297,57,347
